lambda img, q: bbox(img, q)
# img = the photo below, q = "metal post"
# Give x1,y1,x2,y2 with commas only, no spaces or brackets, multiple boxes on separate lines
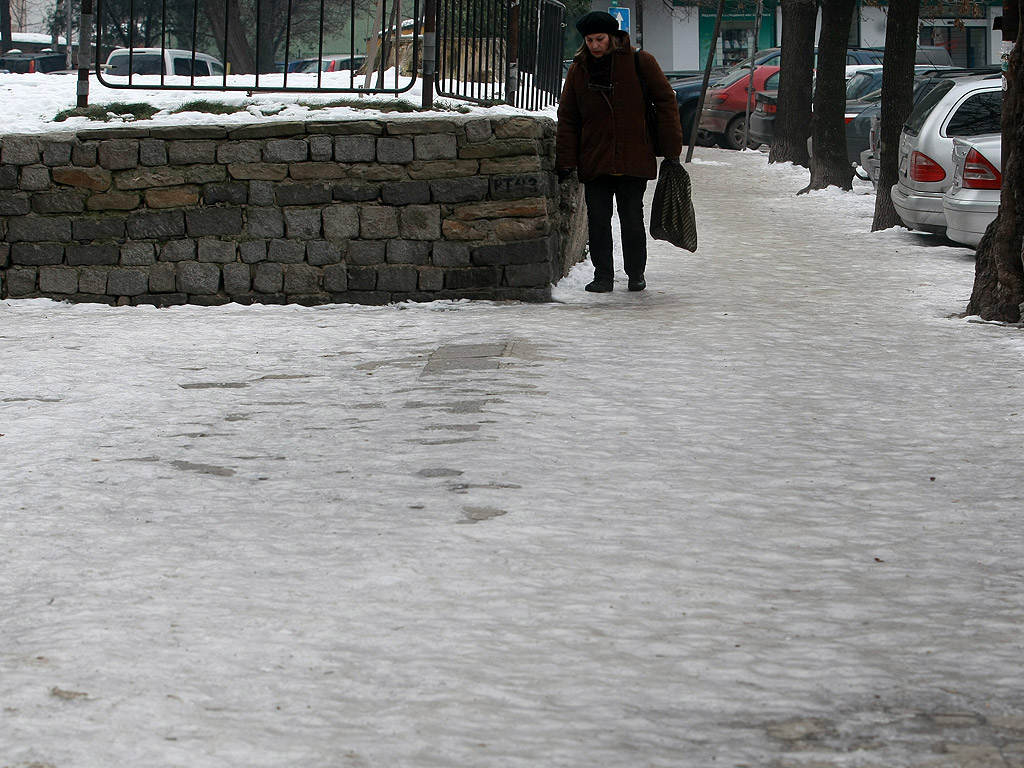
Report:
742,0,763,149
507,0,521,106
76,0,93,108
422,0,437,109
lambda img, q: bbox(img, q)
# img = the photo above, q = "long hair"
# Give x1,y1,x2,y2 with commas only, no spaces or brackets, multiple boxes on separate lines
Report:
574,32,625,59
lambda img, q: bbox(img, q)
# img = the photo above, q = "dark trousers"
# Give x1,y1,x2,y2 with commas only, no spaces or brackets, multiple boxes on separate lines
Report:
584,175,649,281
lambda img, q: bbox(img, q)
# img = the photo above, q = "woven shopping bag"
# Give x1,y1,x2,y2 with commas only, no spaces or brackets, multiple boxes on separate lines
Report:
650,158,698,252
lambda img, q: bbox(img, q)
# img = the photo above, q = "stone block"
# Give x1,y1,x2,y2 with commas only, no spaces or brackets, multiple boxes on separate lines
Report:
306,240,342,266
66,244,119,266
264,139,308,163
381,181,431,205
464,119,493,143
0,191,31,215
42,142,73,166
168,140,217,164
322,204,360,241
249,180,275,206
216,142,262,164
39,266,78,294
176,261,221,294
186,208,243,236
385,119,457,135
145,186,200,208
114,168,187,190
289,163,346,180
149,263,177,292
376,265,418,292
223,262,252,294
20,166,52,191
87,192,139,211
0,165,18,189
494,116,545,139
333,182,380,202
490,173,549,200
149,126,228,140
2,137,41,165
107,269,150,296
307,119,383,136
198,239,237,263
32,192,85,214
204,182,248,205
228,122,304,140
159,240,197,262
418,267,444,292
495,217,550,241
429,177,489,203
128,210,185,239
7,216,71,242
376,136,414,164
227,163,288,181
441,219,491,241
268,239,305,263
400,205,442,240
479,156,543,174
406,159,479,180
387,240,431,266
277,183,332,206
253,262,283,293
473,237,555,266
323,264,348,292
346,240,386,266
504,262,552,287
413,133,458,161
347,164,406,182
98,139,140,170
240,241,268,264
72,143,98,167
359,206,400,239
459,139,539,159
139,139,168,166
120,242,156,266
247,207,285,238
283,264,320,294
309,135,333,162
6,267,38,296
432,241,471,267
78,268,107,295
334,135,376,163
453,198,548,221
446,267,501,290
11,243,63,266
284,208,322,239
346,266,377,291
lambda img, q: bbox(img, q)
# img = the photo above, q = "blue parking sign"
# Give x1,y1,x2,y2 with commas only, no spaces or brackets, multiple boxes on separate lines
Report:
609,7,630,34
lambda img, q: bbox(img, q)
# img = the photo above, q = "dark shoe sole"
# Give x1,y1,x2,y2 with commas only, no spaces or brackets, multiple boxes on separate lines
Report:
585,281,613,293
628,279,646,292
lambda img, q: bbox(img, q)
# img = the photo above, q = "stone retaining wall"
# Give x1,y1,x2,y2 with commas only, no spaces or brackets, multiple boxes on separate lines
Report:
0,115,585,306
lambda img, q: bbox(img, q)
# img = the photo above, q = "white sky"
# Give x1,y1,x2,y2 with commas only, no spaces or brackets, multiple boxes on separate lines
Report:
3,72,1024,767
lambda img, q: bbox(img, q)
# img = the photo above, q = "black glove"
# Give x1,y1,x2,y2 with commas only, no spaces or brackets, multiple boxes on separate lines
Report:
557,168,574,183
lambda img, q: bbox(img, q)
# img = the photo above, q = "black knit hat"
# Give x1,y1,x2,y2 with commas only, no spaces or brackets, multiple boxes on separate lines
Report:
575,11,620,37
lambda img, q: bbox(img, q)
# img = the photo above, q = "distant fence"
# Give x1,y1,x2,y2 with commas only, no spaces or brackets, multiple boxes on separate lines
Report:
84,0,565,110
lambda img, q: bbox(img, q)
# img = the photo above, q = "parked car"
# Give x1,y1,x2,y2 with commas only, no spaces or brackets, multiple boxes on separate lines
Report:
292,55,366,73
748,89,777,146
699,65,780,149
942,134,1001,248
891,72,1002,234
103,48,225,77
0,51,67,74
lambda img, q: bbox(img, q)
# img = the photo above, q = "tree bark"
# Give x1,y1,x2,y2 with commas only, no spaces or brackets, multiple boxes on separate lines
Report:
967,28,1024,321
1,0,12,54
802,0,856,192
768,0,816,167
204,0,256,74
871,0,920,230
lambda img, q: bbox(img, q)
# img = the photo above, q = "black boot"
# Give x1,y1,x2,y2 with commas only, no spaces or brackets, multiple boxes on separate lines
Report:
585,278,613,293
628,275,646,292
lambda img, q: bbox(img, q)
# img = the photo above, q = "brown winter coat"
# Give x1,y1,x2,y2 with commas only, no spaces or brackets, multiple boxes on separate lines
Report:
556,35,683,184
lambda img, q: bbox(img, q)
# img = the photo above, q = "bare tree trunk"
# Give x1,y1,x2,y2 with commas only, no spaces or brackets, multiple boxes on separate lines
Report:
802,0,856,192
204,0,256,74
871,0,920,230
968,26,1024,321
1,0,12,54
768,0,816,167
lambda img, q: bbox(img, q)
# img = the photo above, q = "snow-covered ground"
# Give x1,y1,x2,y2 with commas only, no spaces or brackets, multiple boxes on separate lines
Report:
3,73,1024,767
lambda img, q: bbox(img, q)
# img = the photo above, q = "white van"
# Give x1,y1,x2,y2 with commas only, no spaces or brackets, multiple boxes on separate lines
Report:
104,48,225,77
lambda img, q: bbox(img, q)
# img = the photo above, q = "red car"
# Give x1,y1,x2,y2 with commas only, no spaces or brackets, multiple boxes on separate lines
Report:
699,65,781,150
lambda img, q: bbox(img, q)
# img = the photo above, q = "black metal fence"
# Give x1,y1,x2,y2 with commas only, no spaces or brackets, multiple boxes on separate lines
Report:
85,0,565,109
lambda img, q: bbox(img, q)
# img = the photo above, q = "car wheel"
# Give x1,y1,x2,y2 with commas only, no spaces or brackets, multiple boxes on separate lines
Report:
721,115,761,151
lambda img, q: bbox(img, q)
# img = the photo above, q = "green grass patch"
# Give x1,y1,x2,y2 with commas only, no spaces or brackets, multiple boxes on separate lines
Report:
54,102,162,122
171,99,246,115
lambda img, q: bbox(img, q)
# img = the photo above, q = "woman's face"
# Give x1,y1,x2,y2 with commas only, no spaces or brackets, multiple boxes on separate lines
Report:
585,33,610,58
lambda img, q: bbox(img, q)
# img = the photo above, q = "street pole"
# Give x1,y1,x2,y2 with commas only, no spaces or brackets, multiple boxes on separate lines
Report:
685,0,725,163
76,0,92,108
421,0,437,109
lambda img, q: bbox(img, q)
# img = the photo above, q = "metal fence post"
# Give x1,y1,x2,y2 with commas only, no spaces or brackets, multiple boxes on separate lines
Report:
77,0,93,107
422,0,437,109
506,0,521,106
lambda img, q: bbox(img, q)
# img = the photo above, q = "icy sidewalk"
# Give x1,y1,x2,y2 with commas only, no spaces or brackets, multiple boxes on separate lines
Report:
2,149,1023,768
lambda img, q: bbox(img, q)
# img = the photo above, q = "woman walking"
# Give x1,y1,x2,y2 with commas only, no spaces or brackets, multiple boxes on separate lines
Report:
556,11,683,292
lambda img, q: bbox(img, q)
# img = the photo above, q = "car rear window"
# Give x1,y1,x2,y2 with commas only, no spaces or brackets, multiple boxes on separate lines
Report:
173,57,211,76
107,53,163,76
946,90,1001,136
904,79,955,134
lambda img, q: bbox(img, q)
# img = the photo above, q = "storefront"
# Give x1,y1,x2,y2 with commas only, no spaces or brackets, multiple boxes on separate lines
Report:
698,6,777,69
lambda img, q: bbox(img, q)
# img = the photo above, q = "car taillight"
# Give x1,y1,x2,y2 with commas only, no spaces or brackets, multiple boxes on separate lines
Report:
910,151,945,183
763,103,777,114
844,114,856,124
962,147,1001,190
